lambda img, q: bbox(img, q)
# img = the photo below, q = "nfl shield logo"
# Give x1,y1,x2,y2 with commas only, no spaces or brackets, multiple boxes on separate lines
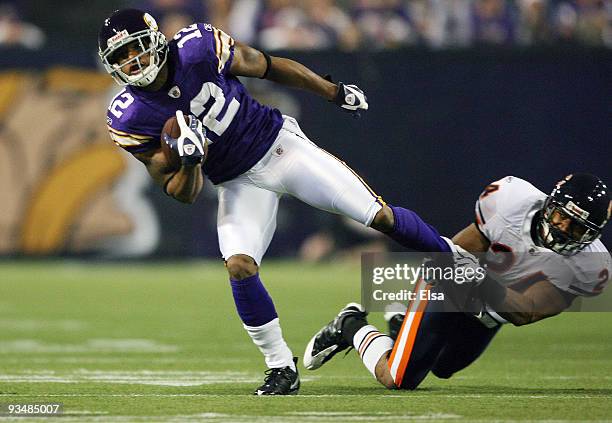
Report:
168,86,181,98
184,144,196,155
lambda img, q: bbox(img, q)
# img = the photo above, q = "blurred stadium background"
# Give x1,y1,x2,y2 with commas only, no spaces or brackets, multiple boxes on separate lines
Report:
0,0,610,259
0,0,611,421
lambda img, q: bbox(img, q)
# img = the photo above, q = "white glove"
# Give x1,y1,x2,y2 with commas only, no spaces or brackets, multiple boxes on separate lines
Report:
164,110,207,166
335,83,368,113
448,241,487,286
425,238,487,286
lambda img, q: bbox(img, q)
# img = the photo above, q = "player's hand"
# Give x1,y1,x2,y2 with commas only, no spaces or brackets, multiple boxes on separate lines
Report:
163,110,207,167
424,243,486,287
450,244,487,286
330,79,368,118
324,74,368,117
334,82,368,117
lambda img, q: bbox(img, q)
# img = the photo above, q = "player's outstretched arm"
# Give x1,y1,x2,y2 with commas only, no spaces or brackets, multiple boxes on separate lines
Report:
452,223,490,253
230,42,368,114
230,41,336,99
452,223,576,326
494,281,576,326
134,149,203,204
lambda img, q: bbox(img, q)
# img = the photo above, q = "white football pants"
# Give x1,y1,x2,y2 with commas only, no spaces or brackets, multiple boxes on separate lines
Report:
216,116,384,264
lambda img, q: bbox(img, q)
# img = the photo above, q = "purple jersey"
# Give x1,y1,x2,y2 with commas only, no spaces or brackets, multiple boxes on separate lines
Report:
106,23,283,184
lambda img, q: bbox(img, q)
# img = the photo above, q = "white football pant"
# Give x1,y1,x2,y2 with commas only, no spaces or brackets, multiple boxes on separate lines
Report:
216,116,384,264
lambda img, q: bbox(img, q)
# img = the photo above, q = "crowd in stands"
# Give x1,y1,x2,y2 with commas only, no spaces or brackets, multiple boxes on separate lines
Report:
0,1,45,49
1,0,610,50
135,0,611,50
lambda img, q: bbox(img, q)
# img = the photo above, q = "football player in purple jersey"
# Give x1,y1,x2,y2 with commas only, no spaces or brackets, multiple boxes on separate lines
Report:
99,8,456,395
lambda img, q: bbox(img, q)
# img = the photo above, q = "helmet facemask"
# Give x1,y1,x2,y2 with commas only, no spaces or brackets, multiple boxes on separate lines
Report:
99,28,167,87
538,197,603,256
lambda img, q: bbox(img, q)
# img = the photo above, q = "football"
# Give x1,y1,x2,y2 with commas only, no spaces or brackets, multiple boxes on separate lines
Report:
160,115,187,170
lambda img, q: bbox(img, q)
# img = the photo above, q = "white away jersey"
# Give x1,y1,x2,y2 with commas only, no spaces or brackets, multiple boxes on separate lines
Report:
475,176,611,297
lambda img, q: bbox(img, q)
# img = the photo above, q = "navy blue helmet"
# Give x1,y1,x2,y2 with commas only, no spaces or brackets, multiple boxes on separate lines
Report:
538,173,611,256
98,9,168,87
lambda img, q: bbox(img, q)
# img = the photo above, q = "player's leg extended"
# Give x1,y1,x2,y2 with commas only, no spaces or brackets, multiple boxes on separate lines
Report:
304,282,455,390
371,205,452,253
303,302,397,387
384,280,460,389
217,178,298,395
260,117,451,253
430,313,500,380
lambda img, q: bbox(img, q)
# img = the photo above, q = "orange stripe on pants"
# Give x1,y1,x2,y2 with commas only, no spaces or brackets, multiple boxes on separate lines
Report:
387,280,430,387
387,278,422,366
387,300,414,366
393,291,429,386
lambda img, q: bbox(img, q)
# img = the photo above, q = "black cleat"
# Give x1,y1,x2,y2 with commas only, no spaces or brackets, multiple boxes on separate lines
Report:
386,312,405,341
303,302,368,370
253,357,300,396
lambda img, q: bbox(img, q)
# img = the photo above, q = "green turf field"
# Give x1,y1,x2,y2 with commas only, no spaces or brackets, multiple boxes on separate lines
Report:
0,261,610,422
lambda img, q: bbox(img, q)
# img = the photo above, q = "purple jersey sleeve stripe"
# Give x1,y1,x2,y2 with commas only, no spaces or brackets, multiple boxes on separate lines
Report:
213,27,234,74
108,126,154,140
213,28,221,62
121,140,160,154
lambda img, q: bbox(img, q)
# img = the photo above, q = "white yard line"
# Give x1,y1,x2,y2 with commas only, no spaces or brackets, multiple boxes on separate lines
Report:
452,375,612,381
0,370,320,386
0,357,250,364
0,339,178,354
0,319,89,331
0,393,609,399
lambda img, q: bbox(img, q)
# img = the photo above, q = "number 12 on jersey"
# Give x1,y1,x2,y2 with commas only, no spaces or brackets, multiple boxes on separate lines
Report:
174,24,202,49
174,24,241,137
191,82,240,137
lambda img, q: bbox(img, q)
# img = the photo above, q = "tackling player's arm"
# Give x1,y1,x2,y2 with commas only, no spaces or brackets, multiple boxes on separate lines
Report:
229,41,367,114
452,223,576,326
494,280,576,326
452,223,490,253
133,149,203,204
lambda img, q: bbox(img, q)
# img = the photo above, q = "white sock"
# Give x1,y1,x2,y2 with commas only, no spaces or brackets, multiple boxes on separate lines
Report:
244,318,295,371
353,325,394,377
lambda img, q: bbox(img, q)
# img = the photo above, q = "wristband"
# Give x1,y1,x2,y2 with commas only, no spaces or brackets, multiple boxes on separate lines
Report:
260,51,272,80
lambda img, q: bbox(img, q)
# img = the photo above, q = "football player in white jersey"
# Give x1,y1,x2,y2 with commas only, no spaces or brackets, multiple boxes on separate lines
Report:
305,173,611,389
